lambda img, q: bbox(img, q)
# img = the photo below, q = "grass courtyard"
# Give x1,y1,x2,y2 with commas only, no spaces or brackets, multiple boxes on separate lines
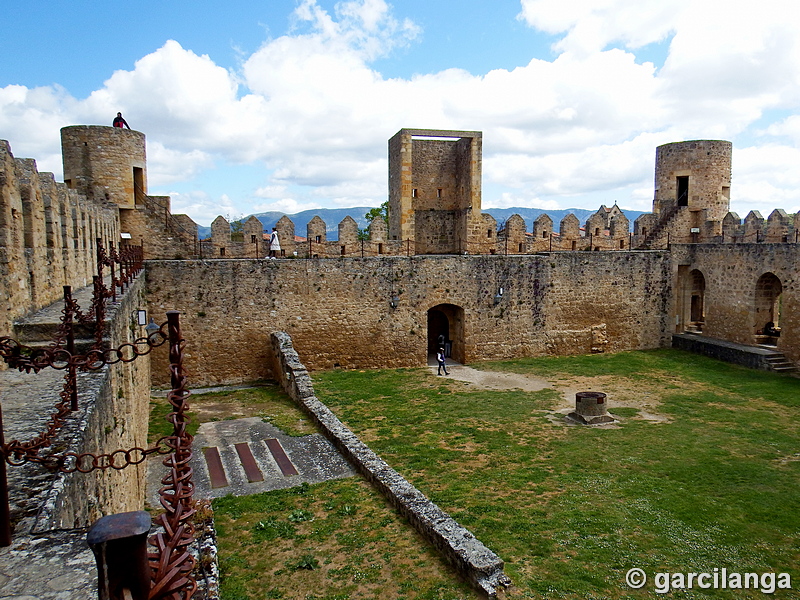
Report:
184,350,800,599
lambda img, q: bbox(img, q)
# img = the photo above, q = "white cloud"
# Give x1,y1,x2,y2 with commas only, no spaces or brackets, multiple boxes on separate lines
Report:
167,191,237,226
2,0,800,225
732,144,800,214
146,141,214,186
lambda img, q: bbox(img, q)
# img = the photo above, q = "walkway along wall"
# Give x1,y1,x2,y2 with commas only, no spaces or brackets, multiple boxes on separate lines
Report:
145,252,672,386
8,275,151,534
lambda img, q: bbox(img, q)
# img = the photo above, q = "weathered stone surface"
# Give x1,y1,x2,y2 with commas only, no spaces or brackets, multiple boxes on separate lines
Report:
146,252,673,386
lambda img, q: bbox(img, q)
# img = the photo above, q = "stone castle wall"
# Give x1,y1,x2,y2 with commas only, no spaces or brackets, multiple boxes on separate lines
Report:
145,251,672,387
61,126,147,209
0,140,119,338
671,243,800,364
35,276,152,529
654,140,732,221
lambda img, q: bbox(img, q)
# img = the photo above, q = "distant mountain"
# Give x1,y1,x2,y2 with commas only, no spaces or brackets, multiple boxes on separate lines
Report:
196,206,646,239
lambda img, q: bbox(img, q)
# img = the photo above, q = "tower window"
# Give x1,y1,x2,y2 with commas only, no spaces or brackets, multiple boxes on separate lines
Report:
677,176,689,206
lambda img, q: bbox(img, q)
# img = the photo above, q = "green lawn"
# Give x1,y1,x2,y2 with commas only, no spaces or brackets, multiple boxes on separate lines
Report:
203,350,800,599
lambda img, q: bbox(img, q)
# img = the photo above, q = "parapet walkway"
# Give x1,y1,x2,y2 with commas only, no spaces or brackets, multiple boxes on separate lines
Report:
0,281,103,599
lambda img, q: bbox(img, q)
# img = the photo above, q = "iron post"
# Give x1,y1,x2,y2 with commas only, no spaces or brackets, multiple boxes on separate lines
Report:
88,511,152,600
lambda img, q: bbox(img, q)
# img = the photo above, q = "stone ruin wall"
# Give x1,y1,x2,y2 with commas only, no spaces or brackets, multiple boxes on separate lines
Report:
0,140,119,339
36,277,151,529
145,251,672,387
121,194,199,260
671,243,800,365
654,140,732,223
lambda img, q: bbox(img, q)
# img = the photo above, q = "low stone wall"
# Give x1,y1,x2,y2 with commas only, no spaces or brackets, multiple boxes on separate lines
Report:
30,276,150,531
267,330,511,597
671,333,778,371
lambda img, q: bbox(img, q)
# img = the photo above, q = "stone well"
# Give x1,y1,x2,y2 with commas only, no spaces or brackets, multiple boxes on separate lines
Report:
566,391,616,425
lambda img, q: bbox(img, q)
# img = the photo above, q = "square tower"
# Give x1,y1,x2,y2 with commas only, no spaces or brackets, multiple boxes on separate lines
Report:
388,129,482,254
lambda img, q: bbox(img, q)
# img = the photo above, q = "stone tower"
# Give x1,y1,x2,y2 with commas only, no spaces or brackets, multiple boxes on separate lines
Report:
653,140,732,223
61,125,147,209
388,129,483,254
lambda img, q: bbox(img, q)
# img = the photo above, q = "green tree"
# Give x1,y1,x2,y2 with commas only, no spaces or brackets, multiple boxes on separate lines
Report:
359,201,389,240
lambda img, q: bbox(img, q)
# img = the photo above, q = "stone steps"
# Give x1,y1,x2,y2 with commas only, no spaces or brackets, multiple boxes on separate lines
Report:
763,353,798,374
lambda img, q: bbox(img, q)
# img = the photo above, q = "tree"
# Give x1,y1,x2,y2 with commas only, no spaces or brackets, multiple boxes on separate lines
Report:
365,201,389,225
229,215,245,242
359,201,389,241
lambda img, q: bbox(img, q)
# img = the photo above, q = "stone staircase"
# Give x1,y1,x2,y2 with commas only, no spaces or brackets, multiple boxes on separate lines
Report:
762,351,798,374
640,204,683,249
12,279,109,354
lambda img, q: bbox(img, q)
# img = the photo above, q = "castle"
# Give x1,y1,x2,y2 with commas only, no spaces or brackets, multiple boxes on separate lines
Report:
1,124,799,596
2,126,798,386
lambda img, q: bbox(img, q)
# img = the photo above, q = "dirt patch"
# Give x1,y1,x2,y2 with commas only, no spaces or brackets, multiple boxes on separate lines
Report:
439,364,551,392
437,365,671,424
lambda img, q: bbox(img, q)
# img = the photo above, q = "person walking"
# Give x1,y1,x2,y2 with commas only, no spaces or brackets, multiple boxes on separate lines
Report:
437,347,449,376
269,227,281,258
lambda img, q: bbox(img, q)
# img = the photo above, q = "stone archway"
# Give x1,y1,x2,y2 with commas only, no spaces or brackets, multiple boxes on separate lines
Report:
754,273,782,341
427,304,465,363
676,266,707,333
689,269,706,331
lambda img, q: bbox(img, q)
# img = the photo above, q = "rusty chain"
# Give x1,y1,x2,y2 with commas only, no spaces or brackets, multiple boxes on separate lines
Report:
0,321,168,469
148,311,197,600
0,250,196,599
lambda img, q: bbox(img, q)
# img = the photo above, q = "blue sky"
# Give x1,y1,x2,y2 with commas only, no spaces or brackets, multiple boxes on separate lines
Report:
2,0,800,226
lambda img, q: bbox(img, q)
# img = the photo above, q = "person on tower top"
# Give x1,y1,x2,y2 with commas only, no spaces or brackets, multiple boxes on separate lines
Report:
113,113,131,129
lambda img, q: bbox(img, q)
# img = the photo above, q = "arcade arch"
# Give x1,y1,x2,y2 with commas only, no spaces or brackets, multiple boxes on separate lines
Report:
427,304,465,364
754,273,782,342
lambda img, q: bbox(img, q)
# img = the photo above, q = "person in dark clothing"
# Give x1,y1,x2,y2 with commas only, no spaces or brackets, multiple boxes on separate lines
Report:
113,113,131,129
437,347,449,376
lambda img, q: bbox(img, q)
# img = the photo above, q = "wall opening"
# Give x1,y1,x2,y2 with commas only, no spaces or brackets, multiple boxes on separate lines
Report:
133,167,144,203
688,269,706,331
754,272,782,343
427,303,465,364
677,176,689,207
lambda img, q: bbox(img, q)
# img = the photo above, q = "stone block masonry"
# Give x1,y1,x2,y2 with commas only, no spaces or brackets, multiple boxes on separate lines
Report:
267,331,511,597
145,251,672,387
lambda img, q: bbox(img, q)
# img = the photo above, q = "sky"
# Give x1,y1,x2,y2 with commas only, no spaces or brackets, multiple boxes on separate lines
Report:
2,0,800,226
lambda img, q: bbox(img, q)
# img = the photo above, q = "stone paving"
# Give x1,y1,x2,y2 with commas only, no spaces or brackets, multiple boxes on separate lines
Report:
148,417,355,505
0,281,110,600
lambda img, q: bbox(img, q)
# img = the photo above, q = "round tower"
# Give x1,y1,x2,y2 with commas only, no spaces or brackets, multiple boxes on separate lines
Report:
654,140,732,222
61,125,146,209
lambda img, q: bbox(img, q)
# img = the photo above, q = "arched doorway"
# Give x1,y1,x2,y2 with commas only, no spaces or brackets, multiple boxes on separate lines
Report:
427,304,465,364
689,269,705,331
754,273,782,343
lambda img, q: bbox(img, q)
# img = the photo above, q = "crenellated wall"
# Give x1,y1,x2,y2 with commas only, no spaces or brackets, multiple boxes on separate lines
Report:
0,140,119,339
